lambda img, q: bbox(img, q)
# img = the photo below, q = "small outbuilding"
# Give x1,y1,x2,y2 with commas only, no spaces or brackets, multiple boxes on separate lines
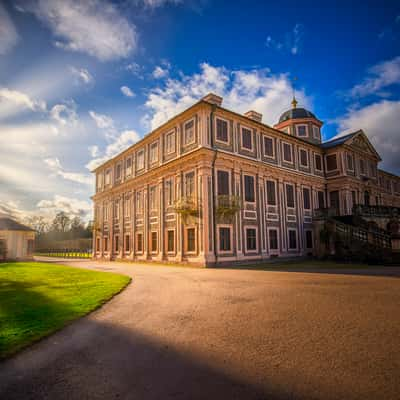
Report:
0,217,35,261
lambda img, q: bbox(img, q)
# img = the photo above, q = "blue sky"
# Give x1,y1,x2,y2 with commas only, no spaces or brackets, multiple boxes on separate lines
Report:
0,0,399,221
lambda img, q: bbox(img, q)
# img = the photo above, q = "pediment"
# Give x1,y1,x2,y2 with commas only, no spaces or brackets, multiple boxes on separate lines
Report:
347,131,381,160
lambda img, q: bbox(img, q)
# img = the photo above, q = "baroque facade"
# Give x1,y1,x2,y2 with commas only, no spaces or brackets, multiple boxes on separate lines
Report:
92,93,400,265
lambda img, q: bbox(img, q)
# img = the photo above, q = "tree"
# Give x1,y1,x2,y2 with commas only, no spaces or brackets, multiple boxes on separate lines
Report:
51,212,71,233
25,216,49,236
70,216,85,236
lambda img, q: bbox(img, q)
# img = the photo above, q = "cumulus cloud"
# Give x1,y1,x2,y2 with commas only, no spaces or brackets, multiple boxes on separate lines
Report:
348,56,400,98
144,62,310,130
20,0,137,61
0,3,18,55
89,110,114,130
37,195,92,218
70,66,94,85
120,85,135,97
152,65,169,79
50,101,78,125
44,157,93,185
337,100,400,174
0,88,46,114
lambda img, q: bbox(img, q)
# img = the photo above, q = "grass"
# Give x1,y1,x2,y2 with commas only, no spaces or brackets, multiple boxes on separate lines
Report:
0,262,130,359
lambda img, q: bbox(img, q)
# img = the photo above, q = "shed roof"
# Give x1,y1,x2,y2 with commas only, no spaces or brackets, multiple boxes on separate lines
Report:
0,217,35,232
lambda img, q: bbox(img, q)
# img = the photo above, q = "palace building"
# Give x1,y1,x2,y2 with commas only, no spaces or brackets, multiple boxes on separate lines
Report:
92,93,400,265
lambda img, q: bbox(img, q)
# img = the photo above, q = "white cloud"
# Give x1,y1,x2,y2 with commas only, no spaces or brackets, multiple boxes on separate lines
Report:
152,65,169,79
70,66,94,85
37,195,92,218
89,145,100,158
265,23,304,55
89,110,114,130
337,100,400,174
144,62,310,130
0,88,47,116
86,129,141,170
348,56,400,98
50,101,78,125
120,85,135,97
21,0,137,61
142,0,183,7
0,3,18,55
44,157,93,185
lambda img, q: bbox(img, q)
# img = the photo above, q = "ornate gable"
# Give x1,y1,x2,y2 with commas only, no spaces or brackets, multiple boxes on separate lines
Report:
347,131,381,160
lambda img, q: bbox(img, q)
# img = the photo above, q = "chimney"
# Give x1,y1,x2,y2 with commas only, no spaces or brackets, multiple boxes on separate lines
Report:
244,110,262,123
202,93,223,107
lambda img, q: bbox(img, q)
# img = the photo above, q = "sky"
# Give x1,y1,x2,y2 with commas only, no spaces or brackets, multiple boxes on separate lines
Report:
0,0,399,222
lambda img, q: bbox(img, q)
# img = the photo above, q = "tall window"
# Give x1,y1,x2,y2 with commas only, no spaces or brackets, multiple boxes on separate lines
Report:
217,170,230,196
347,153,354,171
216,118,228,142
184,119,195,145
246,228,257,251
266,180,276,205
296,125,307,137
303,187,311,210
305,231,313,249
244,175,255,202
288,230,297,249
269,229,278,250
318,191,325,209
165,131,176,154
114,235,119,253
97,173,103,191
299,149,308,167
185,172,195,199
165,179,174,206
282,143,293,163
136,150,145,170
286,184,295,208
167,230,175,252
219,227,231,251
151,232,158,252
150,142,158,163
359,159,366,175
115,163,122,181
315,154,323,171
125,235,130,252
126,157,132,176
149,186,157,210
105,169,111,185
187,228,196,252
351,190,357,206
263,136,274,157
103,202,109,221
136,191,143,213
136,233,143,252
241,127,253,150
124,197,130,217
114,200,120,220
312,125,319,139
104,237,108,252
326,154,338,171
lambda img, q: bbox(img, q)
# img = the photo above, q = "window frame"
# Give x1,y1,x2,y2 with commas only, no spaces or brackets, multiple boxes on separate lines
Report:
136,232,143,254
165,178,174,207
114,235,120,254
263,135,275,158
267,227,279,253
136,149,145,171
125,156,133,177
183,118,196,146
166,229,175,254
217,225,233,253
165,130,176,154
326,153,338,172
184,170,196,200
185,226,197,254
285,183,295,209
240,125,254,151
265,179,277,206
299,148,309,168
287,228,298,250
302,187,311,210
245,226,258,253
217,169,231,197
149,141,159,164
314,153,323,172
149,185,158,211
243,174,256,203
282,141,293,164
296,124,308,137
151,231,158,254
346,152,354,172
312,125,320,139
124,234,131,253
215,116,230,145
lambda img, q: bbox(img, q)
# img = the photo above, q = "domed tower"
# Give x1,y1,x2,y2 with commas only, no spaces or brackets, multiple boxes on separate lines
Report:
274,97,323,145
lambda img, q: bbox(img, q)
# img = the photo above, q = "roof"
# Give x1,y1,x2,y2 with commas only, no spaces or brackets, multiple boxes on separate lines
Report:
278,107,317,123
0,217,35,232
320,131,359,149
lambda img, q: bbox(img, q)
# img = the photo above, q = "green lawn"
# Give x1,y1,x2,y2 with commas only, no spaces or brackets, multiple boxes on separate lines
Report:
0,262,130,359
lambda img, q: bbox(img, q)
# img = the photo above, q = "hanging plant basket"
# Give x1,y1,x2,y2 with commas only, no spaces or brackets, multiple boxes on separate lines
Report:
216,195,242,223
174,198,199,224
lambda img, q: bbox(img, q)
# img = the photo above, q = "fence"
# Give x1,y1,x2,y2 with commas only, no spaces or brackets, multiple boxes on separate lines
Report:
35,249,93,259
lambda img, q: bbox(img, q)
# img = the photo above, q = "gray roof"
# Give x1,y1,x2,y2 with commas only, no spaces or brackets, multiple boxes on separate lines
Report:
278,107,317,123
0,217,35,232
320,131,359,149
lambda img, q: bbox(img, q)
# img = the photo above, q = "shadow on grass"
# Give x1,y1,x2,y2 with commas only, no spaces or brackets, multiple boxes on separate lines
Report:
0,319,287,400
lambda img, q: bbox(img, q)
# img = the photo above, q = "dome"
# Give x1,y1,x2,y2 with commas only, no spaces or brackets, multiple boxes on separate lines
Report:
278,107,316,124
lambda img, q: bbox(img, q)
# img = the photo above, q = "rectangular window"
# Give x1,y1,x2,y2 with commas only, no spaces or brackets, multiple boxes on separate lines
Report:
303,187,311,210
185,172,195,199
187,228,196,252
165,179,174,206
114,235,119,253
241,127,253,150
136,233,143,252
136,191,143,213
352,190,357,206
216,118,228,142
369,162,377,177
125,235,130,252
318,191,325,209
104,237,108,252
282,143,293,163
315,154,322,171
286,184,295,208
299,149,308,167
312,125,319,139
263,136,274,157
219,227,231,251
150,142,158,163
305,231,313,249
149,186,157,210
124,197,130,217
246,228,257,251
105,169,111,185
296,125,307,137
136,150,145,170
126,157,132,176
217,170,230,196
326,154,338,171
165,131,176,154
244,175,255,202
359,159,366,175
115,163,122,181
97,173,103,190
167,230,175,253
151,232,158,253
266,180,276,205
96,237,101,252
288,230,297,249
184,119,195,145
103,202,109,221
347,153,354,171
269,229,278,250
114,200,120,220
